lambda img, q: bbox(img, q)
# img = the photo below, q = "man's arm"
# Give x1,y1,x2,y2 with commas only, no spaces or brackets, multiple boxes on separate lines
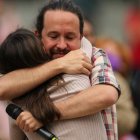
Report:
55,84,118,119
0,61,62,100
0,50,92,100
55,47,120,120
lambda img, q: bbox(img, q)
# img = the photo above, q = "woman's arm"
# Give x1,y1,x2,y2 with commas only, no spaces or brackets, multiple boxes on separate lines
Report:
0,50,92,100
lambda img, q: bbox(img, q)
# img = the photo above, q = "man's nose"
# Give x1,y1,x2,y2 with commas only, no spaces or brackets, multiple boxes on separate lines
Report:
57,38,67,49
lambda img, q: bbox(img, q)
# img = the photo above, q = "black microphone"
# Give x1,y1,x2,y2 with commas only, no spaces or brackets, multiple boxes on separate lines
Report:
6,103,58,140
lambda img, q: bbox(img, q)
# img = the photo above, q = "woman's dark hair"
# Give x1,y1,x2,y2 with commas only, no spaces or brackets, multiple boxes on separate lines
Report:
0,28,60,124
36,0,84,38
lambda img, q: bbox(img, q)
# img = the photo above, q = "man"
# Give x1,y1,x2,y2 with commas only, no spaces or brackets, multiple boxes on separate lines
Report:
0,0,120,139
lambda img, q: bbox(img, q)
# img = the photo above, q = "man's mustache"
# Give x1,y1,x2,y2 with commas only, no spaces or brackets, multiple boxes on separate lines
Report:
50,47,71,55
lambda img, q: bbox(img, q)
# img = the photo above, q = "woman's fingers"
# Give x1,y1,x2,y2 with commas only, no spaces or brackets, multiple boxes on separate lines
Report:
16,111,42,132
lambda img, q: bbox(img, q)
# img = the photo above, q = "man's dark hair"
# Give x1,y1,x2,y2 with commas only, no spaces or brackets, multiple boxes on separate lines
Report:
36,0,84,38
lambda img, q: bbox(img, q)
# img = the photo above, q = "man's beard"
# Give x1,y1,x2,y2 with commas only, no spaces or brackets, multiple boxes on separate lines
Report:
48,47,71,59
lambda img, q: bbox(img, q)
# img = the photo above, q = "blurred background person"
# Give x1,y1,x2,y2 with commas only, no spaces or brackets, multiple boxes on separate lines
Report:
82,7,138,138
125,0,140,70
83,17,95,46
0,1,21,140
124,1,140,139
0,0,21,44
95,38,138,140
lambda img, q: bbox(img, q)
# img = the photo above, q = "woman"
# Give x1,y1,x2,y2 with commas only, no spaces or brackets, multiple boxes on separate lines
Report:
0,28,107,140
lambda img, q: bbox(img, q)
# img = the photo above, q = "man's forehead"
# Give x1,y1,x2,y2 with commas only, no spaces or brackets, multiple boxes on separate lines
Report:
43,10,80,33
44,10,79,22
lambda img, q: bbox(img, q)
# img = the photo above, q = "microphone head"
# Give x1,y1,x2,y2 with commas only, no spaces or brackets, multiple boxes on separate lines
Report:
6,103,23,120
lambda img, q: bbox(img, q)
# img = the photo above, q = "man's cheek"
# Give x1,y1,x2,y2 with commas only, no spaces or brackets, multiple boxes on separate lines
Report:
43,44,51,52
71,46,80,50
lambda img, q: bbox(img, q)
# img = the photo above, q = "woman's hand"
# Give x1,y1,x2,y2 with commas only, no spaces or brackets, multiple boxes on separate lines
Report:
16,111,43,133
58,49,92,75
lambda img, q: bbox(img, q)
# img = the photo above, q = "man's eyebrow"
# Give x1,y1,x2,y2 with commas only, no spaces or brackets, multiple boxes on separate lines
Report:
48,31,58,34
66,32,77,37
66,31,77,35
47,31,59,36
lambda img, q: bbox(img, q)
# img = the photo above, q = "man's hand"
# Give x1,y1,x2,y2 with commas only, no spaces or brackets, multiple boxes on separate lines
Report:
59,50,92,75
16,111,43,133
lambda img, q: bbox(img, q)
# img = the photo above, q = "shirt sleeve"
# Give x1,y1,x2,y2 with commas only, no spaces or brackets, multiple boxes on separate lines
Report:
91,47,121,96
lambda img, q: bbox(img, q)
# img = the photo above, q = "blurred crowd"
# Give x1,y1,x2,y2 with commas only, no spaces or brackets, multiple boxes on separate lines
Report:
1,0,140,140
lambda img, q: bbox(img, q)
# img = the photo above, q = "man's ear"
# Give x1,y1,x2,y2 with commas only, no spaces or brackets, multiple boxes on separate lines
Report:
34,30,39,37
